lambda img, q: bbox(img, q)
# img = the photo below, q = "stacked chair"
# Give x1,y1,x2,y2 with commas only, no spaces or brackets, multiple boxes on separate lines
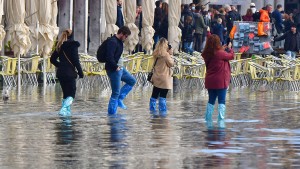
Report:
2,51,300,92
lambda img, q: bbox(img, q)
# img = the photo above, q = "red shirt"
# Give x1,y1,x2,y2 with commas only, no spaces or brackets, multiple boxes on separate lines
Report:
203,49,234,89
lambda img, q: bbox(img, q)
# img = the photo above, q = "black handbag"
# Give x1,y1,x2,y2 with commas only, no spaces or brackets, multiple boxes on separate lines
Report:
147,58,158,82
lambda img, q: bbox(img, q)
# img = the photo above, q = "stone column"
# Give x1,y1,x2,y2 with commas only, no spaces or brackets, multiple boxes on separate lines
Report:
100,0,106,42
264,0,274,7
58,0,72,33
252,0,264,10
275,0,284,9
74,0,88,53
88,0,101,53
181,0,192,4
201,0,210,10
240,0,252,16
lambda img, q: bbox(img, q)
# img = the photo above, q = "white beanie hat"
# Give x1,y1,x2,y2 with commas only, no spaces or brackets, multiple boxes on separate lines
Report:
250,3,255,7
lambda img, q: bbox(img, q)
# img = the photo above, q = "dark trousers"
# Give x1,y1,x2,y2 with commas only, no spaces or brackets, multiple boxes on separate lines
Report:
194,33,203,52
151,86,169,99
58,77,76,99
208,89,227,105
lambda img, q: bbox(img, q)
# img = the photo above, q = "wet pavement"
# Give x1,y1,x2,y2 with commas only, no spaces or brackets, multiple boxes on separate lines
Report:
0,85,300,168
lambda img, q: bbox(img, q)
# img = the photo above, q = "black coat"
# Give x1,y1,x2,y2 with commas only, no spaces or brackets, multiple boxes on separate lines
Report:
274,31,300,52
153,7,162,33
50,40,84,79
105,35,124,71
182,23,194,42
159,15,168,39
226,11,239,33
116,5,124,28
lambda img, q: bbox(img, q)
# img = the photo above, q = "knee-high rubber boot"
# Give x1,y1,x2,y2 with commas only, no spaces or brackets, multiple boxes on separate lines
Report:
158,97,167,117
149,97,157,113
59,97,73,116
218,104,226,120
108,98,118,115
205,103,215,121
118,84,133,110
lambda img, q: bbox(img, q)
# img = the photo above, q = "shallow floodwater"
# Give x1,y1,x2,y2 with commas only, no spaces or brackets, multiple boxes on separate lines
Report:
0,85,300,169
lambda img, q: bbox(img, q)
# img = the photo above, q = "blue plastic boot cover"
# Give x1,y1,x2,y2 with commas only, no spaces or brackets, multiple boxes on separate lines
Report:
108,98,118,115
62,98,71,112
59,99,66,116
149,97,157,112
218,104,226,120
59,97,73,116
61,99,65,106
218,119,226,129
118,84,133,110
158,97,167,116
206,119,214,129
205,103,214,121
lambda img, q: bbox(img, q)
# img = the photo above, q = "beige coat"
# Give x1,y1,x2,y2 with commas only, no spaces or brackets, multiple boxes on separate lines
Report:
151,51,174,89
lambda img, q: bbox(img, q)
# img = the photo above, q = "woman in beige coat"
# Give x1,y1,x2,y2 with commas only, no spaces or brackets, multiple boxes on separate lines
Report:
150,38,174,116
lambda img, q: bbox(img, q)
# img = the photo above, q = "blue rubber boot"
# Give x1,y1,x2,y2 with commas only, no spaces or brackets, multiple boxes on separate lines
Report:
158,97,167,117
108,98,118,115
118,84,133,110
59,97,73,116
149,97,157,113
218,104,226,120
205,103,214,121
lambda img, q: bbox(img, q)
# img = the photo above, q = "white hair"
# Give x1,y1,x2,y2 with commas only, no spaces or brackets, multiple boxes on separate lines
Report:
217,18,222,24
223,4,231,11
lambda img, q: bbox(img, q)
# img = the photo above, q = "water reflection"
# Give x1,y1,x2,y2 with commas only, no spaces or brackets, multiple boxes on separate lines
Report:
1,86,300,168
55,117,75,145
54,116,81,168
203,120,230,168
150,116,174,169
107,114,128,168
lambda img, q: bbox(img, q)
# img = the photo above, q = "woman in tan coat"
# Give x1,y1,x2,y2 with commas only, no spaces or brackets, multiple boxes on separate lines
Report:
150,38,174,116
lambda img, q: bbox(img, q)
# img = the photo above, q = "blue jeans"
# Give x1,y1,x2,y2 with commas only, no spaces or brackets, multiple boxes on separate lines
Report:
154,34,160,47
183,42,194,54
107,68,136,99
208,89,227,105
286,51,297,59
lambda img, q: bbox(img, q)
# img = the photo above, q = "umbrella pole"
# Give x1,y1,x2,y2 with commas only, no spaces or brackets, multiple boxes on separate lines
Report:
18,54,21,96
36,21,39,54
70,0,73,29
43,56,46,94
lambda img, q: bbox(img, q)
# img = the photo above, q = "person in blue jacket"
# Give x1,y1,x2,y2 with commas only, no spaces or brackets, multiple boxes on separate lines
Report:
212,18,226,45
105,26,136,115
116,0,124,28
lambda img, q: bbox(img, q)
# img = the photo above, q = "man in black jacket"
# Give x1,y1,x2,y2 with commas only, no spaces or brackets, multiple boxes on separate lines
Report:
105,26,136,115
274,23,300,59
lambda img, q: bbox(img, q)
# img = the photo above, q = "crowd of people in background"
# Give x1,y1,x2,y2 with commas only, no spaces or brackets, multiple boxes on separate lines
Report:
115,0,300,57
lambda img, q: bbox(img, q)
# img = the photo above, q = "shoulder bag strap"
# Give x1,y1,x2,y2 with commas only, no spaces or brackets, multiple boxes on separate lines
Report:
63,51,75,69
151,58,158,72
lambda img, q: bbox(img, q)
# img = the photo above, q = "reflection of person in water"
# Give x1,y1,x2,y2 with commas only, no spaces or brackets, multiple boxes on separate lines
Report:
150,117,171,168
107,115,128,168
55,117,75,145
54,117,81,168
108,115,128,143
203,124,230,168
